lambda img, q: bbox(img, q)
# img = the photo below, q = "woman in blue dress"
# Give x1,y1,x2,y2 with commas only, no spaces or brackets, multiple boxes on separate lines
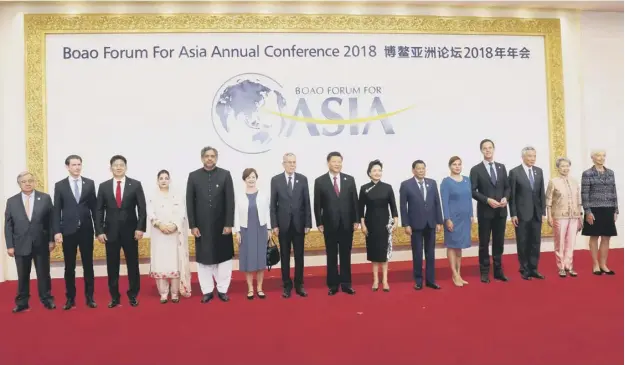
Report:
440,156,474,287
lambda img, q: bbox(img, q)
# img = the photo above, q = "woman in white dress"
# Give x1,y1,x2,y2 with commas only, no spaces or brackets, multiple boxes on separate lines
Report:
148,170,192,303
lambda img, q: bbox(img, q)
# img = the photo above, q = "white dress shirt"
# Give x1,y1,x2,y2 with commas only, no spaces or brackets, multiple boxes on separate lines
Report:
68,175,82,200
415,178,427,200
483,160,498,181
21,192,35,219
329,172,341,192
113,176,126,200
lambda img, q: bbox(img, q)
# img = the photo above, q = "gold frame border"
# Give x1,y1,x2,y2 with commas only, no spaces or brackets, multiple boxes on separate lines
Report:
23,13,564,262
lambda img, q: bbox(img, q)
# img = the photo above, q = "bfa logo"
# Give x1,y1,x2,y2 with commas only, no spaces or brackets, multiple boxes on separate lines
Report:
210,73,412,154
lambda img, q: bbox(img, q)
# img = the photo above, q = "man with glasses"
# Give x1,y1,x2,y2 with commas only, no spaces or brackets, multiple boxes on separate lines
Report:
270,153,312,298
4,171,56,313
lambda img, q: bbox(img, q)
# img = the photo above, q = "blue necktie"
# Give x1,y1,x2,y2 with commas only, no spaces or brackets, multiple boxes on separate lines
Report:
528,168,535,190
73,179,80,203
489,163,497,185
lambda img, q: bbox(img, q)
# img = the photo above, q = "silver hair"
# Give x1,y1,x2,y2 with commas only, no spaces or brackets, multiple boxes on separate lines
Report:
521,146,536,157
282,152,296,162
16,171,34,183
590,149,606,158
200,146,218,158
555,157,571,168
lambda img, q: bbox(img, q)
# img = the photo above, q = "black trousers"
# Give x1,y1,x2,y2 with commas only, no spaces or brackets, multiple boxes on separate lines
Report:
323,227,354,289
15,250,53,306
515,217,542,274
278,222,305,289
105,236,140,300
62,226,95,300
477,215,507,274
410,225,436,285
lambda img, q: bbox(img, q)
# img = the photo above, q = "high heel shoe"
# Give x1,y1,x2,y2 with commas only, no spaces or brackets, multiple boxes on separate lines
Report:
247,291,254,300
382,283,390,292
601,268,615,275
372,282,379,291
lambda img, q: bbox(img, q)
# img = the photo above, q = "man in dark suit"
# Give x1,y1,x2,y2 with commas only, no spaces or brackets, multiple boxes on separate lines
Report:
314,151,359,295
52,155,97,310
95,155,146,308
509,146,546,280
399,160,443,290
270,152,312,298
469,139,510,283
4,171,56,312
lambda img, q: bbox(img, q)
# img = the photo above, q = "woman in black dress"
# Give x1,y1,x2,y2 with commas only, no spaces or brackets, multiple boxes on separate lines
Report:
358,160,398,292
581,150,619,275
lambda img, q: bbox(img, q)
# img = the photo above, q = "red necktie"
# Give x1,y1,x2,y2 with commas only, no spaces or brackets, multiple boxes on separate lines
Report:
115,181,122,208
333,176,339,197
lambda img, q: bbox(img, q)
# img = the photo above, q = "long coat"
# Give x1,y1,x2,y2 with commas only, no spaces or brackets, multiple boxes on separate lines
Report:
186,167,235,265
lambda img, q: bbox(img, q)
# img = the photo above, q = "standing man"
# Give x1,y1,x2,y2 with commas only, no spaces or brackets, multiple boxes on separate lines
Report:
52,155,98,310
95,155,146,308
4,171,56,312
509,146,546,280
399,160,443,290
470,139,510,283
313,151,359,296
270,152,312,298
186,146,235,303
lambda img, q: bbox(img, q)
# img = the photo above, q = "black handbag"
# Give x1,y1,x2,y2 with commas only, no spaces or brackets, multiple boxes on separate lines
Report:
266,237,280,270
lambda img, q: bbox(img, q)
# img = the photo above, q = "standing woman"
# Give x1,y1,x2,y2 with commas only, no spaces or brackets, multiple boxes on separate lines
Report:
581,150,619,275
440,156,474,287
358,160,398,292
148,170,192,303
545,157,582,277
235,168,272,299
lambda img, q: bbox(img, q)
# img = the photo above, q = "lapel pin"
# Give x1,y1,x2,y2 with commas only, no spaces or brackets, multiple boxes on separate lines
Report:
344,177,347,181
216,184,219,188
426,184,429,188
129,183,131,186
37,197,40,200
296,180,299,183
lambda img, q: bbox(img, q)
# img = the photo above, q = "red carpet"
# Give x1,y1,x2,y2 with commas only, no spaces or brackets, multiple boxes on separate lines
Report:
0,250,622,365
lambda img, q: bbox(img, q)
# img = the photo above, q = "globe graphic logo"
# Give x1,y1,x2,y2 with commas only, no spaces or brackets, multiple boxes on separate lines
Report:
211,73,287,154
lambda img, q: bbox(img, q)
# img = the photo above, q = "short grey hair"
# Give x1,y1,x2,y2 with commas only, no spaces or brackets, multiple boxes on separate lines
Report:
521,146,536,157
555,157,571,168
282,152,296,162
590,149,606,158
200,146,218,158
16,171,34,183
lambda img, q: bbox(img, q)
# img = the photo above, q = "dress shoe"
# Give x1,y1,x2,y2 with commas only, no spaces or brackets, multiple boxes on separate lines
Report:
282,288,292,298
43,300,56,310
426,282,441,290
521,273,532,280
480,274,490,283
201,293,214,303
217,292,230,302
12,304,29,313
414,283,423,290
530,272,545,279
494,273,509,282
129,297,139,307
108,298,121,308
295,287,308,297
86,297,97,308
341,287,356,295
601,269,616,275
63,299,76,310
328,288,339,296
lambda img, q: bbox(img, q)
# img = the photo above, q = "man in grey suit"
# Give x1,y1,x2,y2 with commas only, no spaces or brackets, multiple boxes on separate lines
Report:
270,152,312,298
4,171,56,313
509,146,546,280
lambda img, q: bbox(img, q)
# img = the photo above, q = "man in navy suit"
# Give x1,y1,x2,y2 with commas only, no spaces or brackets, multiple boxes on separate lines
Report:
52,155,98,310
399,160,443,290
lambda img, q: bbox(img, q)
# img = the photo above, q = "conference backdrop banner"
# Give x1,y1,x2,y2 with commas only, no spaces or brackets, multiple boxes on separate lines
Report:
24,14,565,261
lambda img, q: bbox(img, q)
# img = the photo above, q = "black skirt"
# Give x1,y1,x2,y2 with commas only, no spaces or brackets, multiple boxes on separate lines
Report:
582,207,618,237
